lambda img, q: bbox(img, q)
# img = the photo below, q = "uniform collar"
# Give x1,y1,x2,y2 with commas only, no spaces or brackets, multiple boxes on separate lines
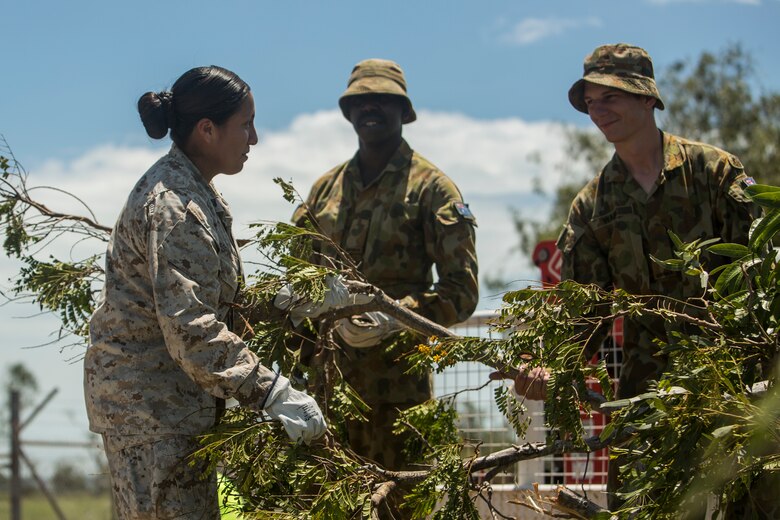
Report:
168,143,218,192
660,131,685,172
346,138,413,188
604,130,683,198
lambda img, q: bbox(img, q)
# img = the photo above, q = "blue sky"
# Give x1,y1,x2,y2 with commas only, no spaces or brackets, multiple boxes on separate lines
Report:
2,0,779,476
5,0,779,163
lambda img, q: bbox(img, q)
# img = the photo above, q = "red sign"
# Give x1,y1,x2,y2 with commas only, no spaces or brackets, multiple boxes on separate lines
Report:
532,240,561,286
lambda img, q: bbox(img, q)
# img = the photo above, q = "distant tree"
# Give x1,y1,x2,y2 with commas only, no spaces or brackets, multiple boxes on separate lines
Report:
50,460,87,493
0,362,40,438
661,43,780,185
4,362,39,399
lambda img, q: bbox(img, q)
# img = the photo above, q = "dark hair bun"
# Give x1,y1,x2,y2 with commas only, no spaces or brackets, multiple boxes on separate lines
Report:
137,91,173,139
137,67,250,147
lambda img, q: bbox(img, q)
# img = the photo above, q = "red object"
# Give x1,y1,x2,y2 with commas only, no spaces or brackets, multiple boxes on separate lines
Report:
532,240,561,286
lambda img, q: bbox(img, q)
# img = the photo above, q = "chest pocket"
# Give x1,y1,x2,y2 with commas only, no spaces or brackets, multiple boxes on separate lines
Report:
590,206,651,293
215,237,240,320
188,200,240,321
363,200,423,269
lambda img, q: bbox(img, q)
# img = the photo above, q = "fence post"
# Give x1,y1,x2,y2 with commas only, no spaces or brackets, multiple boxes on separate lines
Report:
10,389,21,520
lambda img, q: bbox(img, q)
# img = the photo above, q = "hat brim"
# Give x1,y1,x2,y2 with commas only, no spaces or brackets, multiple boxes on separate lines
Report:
568,75,665,114
338,77,416,124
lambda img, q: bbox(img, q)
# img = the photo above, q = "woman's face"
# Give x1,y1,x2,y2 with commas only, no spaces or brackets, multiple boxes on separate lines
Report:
213,92,258,175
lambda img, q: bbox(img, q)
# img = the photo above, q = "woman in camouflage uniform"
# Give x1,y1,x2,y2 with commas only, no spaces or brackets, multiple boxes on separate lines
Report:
85,66,325,520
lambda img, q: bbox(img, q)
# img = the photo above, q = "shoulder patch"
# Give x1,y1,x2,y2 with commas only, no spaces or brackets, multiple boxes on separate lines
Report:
728,177,753,204
454,202,475,221
727,153,744,170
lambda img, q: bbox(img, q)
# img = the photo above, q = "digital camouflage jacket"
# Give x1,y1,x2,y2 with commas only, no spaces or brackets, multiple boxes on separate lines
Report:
85,145,276,436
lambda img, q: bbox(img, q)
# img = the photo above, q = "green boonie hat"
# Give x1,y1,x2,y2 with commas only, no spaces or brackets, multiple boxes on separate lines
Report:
568,43,664,114
338,58,417,124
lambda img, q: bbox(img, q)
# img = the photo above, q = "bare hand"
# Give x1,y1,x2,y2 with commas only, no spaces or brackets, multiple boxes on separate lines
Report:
489,364,550,401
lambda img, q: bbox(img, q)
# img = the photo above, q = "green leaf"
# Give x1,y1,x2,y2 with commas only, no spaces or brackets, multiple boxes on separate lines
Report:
713,262,744,297
748,209,780,252
698,237,722,249
667,229,684,249
649,255,686,271
749,191,780,209
708,243,751,258
745,184,780,197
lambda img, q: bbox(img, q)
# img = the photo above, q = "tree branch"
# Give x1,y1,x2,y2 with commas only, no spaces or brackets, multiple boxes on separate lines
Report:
555,487,614,519
10,191,113,234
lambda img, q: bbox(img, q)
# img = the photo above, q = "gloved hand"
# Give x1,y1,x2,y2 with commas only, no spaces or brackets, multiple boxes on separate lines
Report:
334,311,404,348
263,375,327,444
274,275,372,326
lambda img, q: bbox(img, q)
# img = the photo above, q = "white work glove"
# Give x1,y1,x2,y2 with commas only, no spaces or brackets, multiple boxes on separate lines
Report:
334,311,404,348
263,375,326,445
274,275,371,326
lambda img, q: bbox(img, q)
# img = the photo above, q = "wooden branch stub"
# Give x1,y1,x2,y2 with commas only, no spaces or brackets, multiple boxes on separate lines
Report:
555,487,615,519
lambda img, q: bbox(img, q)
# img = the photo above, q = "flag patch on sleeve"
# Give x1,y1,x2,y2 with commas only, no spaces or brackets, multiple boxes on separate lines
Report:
454,202,475,221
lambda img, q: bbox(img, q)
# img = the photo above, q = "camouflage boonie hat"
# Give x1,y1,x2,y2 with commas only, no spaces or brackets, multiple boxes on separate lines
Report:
568,43,664,113
339,58,417,124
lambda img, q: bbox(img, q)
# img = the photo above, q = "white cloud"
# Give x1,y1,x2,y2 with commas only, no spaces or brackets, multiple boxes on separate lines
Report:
500,16,602,46
3,109,591,303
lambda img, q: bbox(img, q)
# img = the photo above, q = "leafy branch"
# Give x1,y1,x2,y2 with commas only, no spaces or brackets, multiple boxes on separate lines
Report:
1,140,778,518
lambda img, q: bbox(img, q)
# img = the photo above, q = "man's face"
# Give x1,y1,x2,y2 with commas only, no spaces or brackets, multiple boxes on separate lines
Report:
583,83,655,144
345,94,405,145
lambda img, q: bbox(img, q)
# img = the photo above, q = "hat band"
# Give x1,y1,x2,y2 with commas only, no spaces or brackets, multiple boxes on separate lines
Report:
348,69,406,92
584,66,653,80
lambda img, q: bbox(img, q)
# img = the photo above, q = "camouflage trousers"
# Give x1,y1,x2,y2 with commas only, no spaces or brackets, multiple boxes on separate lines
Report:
102,434,219,520
346,402,426,520
317,340,433,519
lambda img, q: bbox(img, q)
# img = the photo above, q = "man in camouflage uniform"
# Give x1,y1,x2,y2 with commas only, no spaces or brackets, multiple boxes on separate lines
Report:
560,43,758,399
293,58,478,517
499,44,761,512
560,43,759,511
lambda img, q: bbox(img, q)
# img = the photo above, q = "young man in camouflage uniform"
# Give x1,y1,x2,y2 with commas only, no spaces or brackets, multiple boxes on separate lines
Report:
506,44,760,511
560,43,759,399
293,58,479,517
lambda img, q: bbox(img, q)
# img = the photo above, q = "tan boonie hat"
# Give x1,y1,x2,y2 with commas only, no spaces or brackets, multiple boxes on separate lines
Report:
338,58,417,124
568,43,665,113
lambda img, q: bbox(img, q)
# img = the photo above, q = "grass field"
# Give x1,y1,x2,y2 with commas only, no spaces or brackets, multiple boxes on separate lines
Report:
0,491,113,520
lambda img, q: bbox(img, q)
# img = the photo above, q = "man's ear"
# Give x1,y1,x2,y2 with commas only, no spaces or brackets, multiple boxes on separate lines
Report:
644,96,658,110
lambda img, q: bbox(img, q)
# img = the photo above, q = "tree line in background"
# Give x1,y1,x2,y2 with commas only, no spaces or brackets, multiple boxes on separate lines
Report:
0,44,777,518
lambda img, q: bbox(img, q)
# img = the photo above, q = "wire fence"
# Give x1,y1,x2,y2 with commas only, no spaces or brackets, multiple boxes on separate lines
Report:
439,309,623,491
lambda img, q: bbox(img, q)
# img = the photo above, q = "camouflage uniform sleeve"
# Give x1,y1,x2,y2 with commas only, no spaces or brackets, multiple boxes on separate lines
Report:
148,191,276,409
713,153,761,244
557,190,612,287
399,175,479,326
557,187,612,358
